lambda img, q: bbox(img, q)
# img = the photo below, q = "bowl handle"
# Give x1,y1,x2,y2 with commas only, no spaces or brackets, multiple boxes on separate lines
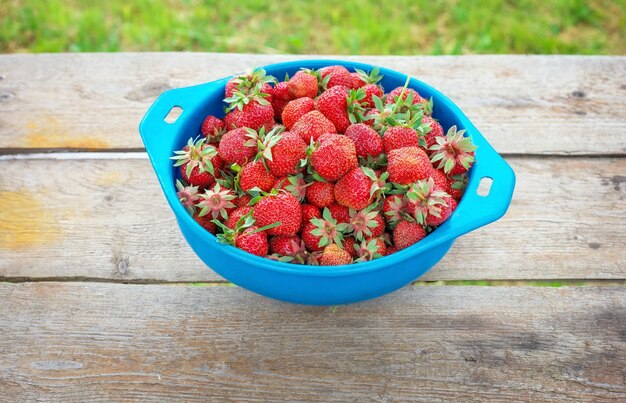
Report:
139,80,227,170
441,134,516,238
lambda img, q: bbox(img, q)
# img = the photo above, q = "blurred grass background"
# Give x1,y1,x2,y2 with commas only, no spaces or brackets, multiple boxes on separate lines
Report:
1,0,625,54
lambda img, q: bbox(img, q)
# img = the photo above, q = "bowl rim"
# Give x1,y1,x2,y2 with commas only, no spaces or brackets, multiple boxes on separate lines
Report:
158,59,486,277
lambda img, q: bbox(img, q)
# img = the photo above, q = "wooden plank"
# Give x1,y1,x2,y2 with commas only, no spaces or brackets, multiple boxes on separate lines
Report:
0,53,625,155
0,283,623,401
0,155,624,282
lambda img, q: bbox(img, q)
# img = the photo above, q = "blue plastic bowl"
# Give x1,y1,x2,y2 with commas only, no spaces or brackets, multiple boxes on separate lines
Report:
139,59,516,305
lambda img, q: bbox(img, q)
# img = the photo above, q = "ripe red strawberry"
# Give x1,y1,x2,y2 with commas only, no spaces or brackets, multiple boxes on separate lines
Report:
269,235,308,264
291,110,337,143
315,85,350,133
427,197,457,226
218,128,257,165
328,203,350,223
235,226,269,257
224,91,274,132
342,236,358,258
196,183,237,220
448,174,468,200
393,220,427,249
266,131,307,177
362,109,377,126
383,126,421,153
282,97,315,129
311,134,358,181
334,167,373,210
193,213,217,234
271,235,306,260
361,84,384,109
386,86,432,115
315,86,365,133
387,146,433,185
214,209,278,257
301,222,324,252
320,244,352,265
288,70,318,99
270,81,291,120
300,204,321,234
239,160,277,192
360,168,390,203
350,72,366,88
421,115,444,150
319,65,354,89
273,175,308,202
178,153,220,190
406,178,450,225
385,86,424,105
259,83,273,103
270,234,301,255
200,115,226,142
369,214,385,238
226,206,253,229
367,237,387,256
306,181,335,208
362,95,398,131
172,138,224,188
235,194,252,207
385,244,400,256
317,133,345,145
352,67,384,107
224,80,243,99
344,123,383,158
225,68,276,98
223,101,274,132
253,192,302,236
430,125,477,176
431,169,453,195
301,203,322,224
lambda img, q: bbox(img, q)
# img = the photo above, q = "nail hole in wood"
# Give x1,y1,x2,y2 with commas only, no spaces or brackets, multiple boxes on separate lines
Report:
477,177,493,197
571,90,585,98
164,106,183,124
117,258,129,274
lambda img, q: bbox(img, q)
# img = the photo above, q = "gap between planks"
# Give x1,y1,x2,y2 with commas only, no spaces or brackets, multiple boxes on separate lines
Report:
0,277,624,287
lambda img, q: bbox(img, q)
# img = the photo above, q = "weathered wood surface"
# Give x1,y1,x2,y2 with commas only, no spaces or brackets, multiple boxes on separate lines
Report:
1,52,624,402
0,283,623,402
1,53,625,155
1,155,624,282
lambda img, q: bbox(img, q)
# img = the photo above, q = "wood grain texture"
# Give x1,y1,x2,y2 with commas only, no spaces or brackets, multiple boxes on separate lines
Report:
0,155,624,282
1,53,625,155
0,283,623,402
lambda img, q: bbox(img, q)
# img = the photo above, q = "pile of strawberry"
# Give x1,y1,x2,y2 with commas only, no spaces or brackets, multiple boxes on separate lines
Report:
171,65,476,265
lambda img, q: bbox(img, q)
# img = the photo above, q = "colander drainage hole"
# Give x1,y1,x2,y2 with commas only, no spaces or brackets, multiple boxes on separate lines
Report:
164,106,183,123
477,177,493,197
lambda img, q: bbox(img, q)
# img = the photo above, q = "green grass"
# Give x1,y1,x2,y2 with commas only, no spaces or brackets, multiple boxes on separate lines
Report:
1,0,625,54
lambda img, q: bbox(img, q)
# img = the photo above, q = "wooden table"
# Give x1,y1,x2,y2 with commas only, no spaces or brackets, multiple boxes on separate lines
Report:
0,53,624,401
